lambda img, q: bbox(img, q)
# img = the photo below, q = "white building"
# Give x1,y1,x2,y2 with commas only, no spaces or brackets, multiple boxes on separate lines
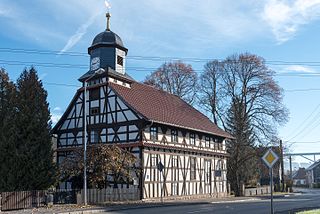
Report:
52,13,233,199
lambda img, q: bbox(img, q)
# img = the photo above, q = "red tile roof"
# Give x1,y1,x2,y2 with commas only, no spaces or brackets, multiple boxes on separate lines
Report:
109,82,233,139
293,168,306,180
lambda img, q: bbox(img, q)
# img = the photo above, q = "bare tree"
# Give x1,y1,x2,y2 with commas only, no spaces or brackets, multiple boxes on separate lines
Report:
222,53,288,144
144,61,197,104
199,60,226,126
199,53,288,196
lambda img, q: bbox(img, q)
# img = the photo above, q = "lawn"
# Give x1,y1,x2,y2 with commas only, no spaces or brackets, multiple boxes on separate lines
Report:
298,209,320,214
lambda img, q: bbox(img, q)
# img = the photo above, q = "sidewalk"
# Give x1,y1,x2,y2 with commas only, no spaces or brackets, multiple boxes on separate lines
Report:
1,196,261,214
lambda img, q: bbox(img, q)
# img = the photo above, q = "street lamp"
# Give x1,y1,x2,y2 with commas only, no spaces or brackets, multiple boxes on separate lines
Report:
83,68,105,205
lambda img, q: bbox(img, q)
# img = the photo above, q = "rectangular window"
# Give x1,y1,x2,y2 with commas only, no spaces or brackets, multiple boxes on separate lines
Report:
90,130,99,144
172,156,178,168
117,55,124,66
190,157,196,180
214,139,218,150
215,160,222,177
189,133,195,146
215,139,222,150
172,183,178,196
89,88,100,100
150,126,158,141
205,137,210,148
151,154,157,167
171,130,178,143
90,107,99,115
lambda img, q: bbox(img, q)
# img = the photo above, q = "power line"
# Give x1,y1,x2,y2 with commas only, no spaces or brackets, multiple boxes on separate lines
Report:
43,82,80,88
285,88,320,92
41,79,320,96
0,47,88,57
2,59,320,78
3,47,320,66
286,102,320,142
287,141,320,144
296,116,320,141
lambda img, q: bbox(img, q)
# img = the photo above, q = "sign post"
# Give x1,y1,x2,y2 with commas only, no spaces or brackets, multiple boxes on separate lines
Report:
262,149,279,214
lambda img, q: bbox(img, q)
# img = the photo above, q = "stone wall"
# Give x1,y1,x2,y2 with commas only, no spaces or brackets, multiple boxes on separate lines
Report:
244,186,270,196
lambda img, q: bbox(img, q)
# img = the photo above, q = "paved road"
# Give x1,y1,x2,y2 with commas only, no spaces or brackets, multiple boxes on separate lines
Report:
104,189,320,214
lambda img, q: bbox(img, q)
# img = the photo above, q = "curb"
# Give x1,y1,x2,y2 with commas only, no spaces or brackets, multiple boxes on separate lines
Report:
58,198,261,214
58,202,211,214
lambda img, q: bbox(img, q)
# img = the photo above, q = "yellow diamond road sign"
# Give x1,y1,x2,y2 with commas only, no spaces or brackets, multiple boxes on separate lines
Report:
262,149,279,168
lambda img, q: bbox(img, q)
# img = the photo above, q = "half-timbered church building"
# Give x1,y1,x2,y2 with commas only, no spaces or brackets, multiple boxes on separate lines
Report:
52,13,233,200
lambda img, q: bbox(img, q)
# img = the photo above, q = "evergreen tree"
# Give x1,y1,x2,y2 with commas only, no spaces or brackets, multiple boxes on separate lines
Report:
13,67,56,190
0,69,18,191
225,98,257,196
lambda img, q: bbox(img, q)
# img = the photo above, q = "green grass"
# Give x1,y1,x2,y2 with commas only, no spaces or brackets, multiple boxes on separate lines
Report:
297,209,320,214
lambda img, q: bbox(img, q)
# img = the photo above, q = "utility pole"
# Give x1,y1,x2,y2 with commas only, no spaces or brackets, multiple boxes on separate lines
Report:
289,155,293,192
270,168,274,214
83,68,105,205
280,140,285,192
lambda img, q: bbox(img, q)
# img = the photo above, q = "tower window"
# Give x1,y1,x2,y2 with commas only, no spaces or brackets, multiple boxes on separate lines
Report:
117,55,124,66
89,88,100,100
90,107,99,115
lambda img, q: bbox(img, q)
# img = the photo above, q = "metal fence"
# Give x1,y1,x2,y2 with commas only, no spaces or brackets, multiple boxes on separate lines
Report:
0,189,77,211
0,190,46,211
0,187,139,211
80,186,140,204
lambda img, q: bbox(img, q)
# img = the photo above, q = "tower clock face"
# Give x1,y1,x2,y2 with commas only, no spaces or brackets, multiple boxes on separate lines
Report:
91,57,100,71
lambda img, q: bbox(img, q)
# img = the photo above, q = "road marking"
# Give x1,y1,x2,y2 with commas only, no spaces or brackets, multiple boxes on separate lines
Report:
211,198,260,204
273,198,311,202
187,207,213,213
187,211,203,213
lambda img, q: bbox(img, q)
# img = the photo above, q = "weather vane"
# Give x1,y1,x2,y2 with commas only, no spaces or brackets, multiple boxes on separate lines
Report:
105,0,111,31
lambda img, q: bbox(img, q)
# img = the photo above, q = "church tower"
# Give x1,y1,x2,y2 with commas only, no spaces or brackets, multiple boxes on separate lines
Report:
52,1,231,199
79,12,128,82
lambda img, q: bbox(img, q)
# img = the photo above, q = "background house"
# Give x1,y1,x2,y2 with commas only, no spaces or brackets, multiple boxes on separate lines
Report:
293,168,307,186
306,160,320,188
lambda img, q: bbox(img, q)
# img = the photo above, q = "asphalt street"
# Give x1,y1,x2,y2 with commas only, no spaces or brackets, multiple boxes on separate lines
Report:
104,188,320,214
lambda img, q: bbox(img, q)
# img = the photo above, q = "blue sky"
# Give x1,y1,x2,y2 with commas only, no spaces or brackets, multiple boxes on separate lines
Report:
1,0,320,165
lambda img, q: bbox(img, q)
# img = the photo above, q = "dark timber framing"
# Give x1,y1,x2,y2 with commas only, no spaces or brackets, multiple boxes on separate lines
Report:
52,73,229,200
